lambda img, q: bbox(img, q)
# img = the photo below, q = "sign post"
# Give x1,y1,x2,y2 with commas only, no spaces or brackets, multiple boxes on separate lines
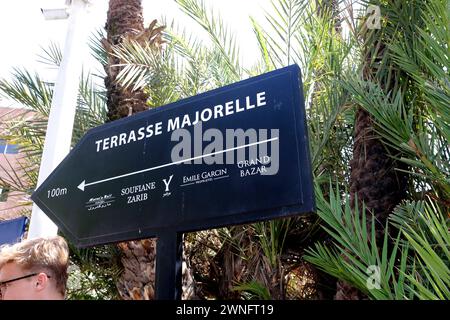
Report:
155,230,183,300
31,65,315,299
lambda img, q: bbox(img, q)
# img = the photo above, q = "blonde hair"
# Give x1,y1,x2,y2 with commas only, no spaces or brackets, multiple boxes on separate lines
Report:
0,236,69,295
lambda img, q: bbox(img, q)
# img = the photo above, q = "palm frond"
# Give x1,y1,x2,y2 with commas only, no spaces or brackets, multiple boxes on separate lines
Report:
0,68,53,115
304,183,411,299
175,0,241,83
390,198,450,299
261,0,308,67
250,16,276,72
88,28,108,67
73,70,108,143
36,42,62,68
254,218,291,267
344,78,450,200
163,19,213,96
232,280,272,300
112,39,160,91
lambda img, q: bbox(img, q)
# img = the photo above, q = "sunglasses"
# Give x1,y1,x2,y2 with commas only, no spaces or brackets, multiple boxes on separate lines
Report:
0,273,51,298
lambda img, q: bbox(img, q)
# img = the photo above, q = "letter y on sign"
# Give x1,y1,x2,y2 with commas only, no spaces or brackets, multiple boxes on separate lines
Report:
163,175,174,192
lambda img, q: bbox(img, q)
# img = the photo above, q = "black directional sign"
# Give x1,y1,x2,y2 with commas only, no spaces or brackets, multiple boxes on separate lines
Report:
32,64,315,248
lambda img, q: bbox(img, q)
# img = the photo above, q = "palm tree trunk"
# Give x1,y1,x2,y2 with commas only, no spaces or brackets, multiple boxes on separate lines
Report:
336,108,406,300
335,2,407,300
315,0,342,33
104,0,148,121
103,0,195,300
350,109,406,237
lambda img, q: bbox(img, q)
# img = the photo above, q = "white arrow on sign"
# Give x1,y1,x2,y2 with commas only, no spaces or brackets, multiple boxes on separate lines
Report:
77,137,278,191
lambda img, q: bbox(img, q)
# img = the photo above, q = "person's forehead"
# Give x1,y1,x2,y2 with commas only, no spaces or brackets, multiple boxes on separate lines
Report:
0,262,24,280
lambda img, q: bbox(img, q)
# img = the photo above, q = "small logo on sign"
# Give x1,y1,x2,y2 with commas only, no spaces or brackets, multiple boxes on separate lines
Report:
162,175,174,197
85,194,115,211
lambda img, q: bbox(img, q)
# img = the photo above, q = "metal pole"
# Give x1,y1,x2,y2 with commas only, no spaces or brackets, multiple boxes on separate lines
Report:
28,0,90,239
155,231,183,300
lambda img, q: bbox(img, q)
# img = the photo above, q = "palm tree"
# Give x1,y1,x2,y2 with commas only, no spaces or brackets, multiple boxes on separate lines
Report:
350,0,410,239
102,0,160,300
101,0,199,300
335,0,410,300
103,0,161,121
305,0,449,299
